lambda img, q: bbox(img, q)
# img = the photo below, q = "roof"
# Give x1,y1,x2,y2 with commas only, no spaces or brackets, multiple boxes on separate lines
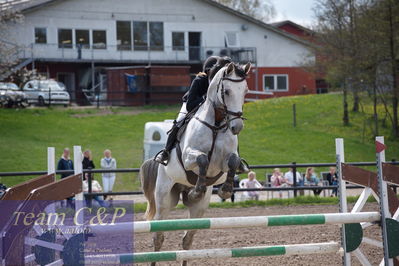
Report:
2,0,312,47
271,20,314,35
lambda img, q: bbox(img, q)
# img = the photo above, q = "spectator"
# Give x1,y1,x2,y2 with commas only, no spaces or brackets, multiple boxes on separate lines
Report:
221,175,240,203
57,148,74,208
101,149,117,199
284,168,303,186
82,149,95,181
326,167,338,197
83,175,108,207
271,168,286,187
270,168,288,198
0,183,7,199
244,171,262,200
57,148,73,179
304,167,322,196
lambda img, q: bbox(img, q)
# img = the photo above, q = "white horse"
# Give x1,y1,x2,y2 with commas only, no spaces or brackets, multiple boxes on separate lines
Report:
140,62,250,266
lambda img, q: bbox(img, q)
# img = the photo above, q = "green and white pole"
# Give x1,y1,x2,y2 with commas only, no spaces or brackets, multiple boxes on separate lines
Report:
88,212,380,234
85,242,341,264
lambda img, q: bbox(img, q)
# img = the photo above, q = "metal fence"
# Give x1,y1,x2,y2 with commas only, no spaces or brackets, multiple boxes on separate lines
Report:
1,161,397,198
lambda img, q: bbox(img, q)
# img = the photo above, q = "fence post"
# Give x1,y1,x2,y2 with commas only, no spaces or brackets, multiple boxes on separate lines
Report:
87,167,93,208
292,162,297,197
293,104,297,127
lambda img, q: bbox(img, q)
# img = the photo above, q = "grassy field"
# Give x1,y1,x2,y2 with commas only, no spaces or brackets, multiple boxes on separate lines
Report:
0,93,398,191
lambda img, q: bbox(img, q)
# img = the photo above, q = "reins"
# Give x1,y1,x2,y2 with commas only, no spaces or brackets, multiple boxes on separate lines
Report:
194,69,247,162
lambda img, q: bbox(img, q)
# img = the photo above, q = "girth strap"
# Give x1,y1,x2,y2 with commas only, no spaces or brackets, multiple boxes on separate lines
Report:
175,142,224,186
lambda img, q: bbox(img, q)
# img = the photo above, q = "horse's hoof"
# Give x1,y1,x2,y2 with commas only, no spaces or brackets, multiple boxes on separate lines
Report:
188,189,204,202
218,184,233,199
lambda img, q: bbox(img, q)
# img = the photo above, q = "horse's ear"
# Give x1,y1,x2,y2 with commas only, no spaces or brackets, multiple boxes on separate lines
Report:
244,62,251,75
226,62,235,75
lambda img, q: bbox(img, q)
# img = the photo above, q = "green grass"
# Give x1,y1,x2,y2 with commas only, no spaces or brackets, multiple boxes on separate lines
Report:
0,93,398,191
131,195,377,213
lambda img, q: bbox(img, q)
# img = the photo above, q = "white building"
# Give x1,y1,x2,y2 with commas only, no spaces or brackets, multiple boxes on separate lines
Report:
2,0,316,105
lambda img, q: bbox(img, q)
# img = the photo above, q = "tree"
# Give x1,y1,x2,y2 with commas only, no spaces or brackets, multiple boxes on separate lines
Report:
215,0,276,22
0,7,24,80
313,0,399,138
313,0,354,126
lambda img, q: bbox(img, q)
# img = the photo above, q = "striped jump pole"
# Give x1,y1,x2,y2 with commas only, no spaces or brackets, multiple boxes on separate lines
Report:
85,242,341,264
87,212,380,234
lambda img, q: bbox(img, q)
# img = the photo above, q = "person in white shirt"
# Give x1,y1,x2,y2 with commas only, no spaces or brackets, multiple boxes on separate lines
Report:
101,149,117,197
83,176,108,207
284,168,303,186
244,171,262,200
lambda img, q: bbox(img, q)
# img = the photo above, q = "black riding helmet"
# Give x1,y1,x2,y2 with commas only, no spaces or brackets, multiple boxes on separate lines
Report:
203,56,220,75
209,56,233,80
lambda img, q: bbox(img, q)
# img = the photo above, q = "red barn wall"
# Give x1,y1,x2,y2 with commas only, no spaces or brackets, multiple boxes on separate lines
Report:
246,67,316,100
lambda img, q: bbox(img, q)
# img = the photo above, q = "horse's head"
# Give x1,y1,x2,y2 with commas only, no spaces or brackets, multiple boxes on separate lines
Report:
208,62,251,135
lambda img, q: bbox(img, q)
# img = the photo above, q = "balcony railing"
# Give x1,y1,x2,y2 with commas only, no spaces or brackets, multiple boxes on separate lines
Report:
18,43,257,64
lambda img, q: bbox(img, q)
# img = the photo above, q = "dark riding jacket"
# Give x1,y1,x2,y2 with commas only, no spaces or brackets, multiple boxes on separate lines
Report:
182,74,209,112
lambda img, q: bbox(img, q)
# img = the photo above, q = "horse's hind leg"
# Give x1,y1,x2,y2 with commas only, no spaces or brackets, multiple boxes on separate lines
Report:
181,186,212,266
151,167,175,266
188,154,208,201
218,153,240,199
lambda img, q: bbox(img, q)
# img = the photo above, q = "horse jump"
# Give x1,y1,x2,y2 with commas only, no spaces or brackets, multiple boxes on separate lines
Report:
1,137,399,265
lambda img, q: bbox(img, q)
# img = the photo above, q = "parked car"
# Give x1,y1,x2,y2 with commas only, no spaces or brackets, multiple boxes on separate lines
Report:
0,82,28,108
22,80,70,106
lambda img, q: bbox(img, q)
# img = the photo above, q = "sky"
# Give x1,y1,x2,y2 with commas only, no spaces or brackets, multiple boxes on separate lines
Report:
270,0,318,27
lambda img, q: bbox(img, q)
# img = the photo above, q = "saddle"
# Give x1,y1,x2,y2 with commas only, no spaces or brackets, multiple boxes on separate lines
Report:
174,102,224,186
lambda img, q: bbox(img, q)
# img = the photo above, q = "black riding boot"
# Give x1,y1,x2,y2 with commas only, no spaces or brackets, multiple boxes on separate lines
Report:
154,124,180,165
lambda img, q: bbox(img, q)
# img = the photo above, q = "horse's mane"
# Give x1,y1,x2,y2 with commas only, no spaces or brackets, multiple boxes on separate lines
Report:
209,61,246,80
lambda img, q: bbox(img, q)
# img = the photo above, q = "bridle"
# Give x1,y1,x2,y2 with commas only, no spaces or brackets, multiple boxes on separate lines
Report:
190,68,248,165
213,70,247,128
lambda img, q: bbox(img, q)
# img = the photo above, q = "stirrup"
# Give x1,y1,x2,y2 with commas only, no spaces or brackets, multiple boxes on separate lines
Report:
154,150,168,166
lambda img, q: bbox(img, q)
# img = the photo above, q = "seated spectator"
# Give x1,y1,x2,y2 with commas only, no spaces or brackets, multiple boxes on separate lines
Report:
284,168,303,186
0,183,7,199
304,167,322,196
271,168,286,187
270,168,288,198
326,167,338,197
83,176,108,207
244,171,262,200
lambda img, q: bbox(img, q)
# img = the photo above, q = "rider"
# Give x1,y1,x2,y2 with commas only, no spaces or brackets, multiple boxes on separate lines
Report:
155,56,249,173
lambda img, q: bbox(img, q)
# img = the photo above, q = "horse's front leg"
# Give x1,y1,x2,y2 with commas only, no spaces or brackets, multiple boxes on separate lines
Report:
218,153,240,199
188,154,208,201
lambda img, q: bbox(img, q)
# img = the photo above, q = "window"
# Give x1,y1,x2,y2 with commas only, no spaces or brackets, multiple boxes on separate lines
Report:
35,28,47,44
75,29,90,49
224,32,239,47
133,21,148,50
172,32,184,51
263,75,289,91
116,21,132,50
92,30,106,49
58,29,73,48
149,22,163,51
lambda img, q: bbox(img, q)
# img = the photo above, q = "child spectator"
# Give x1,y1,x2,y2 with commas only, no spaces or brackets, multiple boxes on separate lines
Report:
244,171,262,200
83,175,108,207
101,149,117,199
271,168,288,198
304,167,322,196
326,167,338,196
271,168,286,187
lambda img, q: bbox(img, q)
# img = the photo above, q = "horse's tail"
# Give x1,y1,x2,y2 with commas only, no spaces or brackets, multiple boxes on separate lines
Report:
139,159,159,221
